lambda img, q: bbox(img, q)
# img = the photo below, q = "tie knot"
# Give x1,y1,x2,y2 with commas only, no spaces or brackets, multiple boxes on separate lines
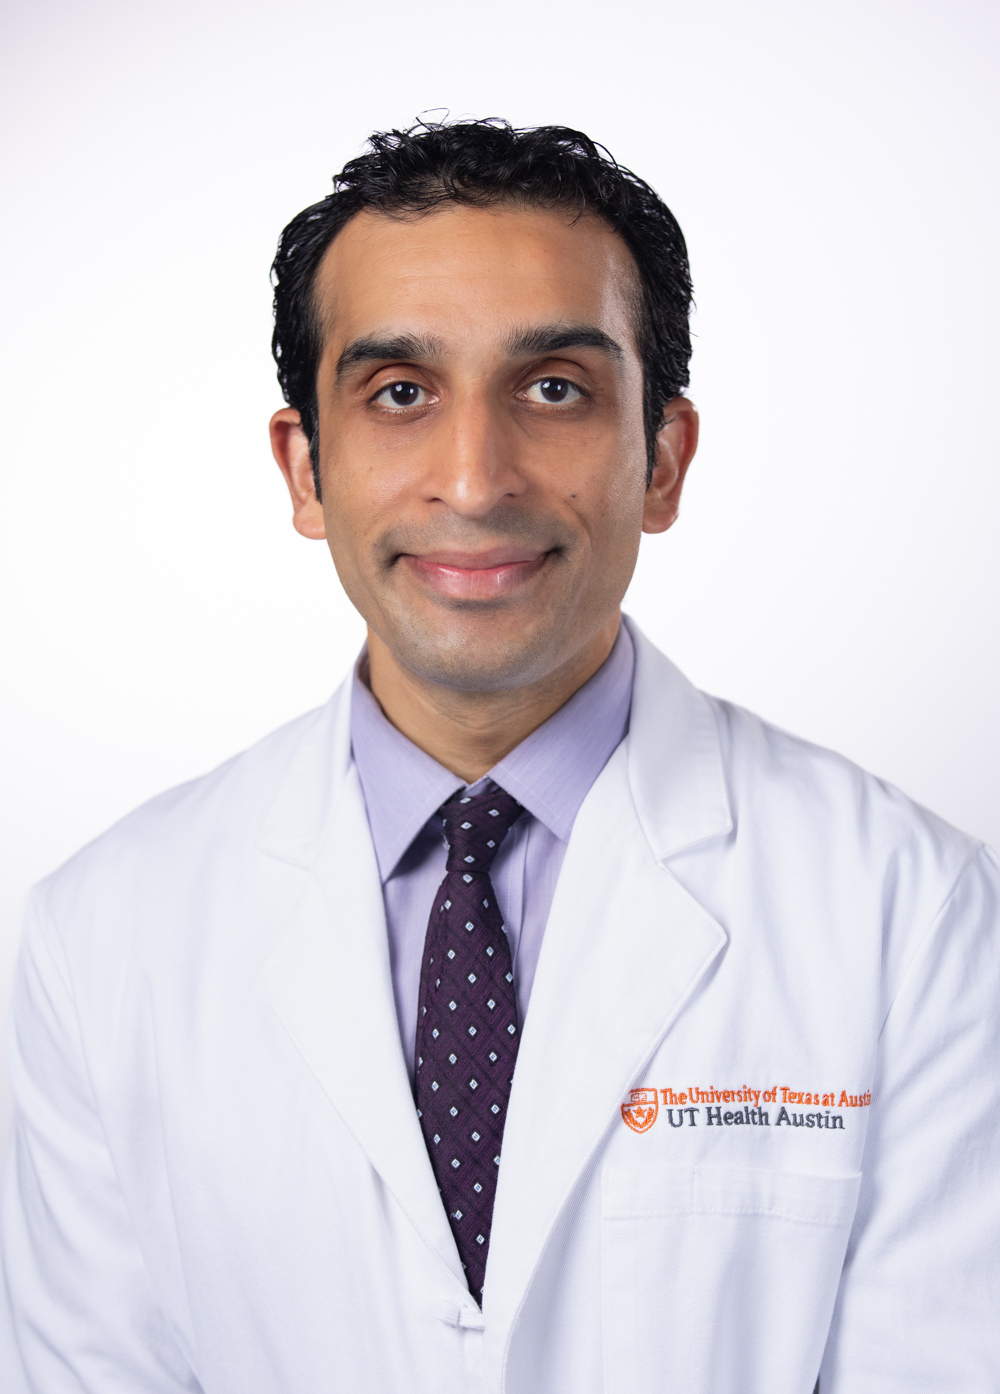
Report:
440,785,523,876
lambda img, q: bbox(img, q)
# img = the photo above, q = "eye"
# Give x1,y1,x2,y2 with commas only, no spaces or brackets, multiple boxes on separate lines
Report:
523,377,584,405
372,380,431,409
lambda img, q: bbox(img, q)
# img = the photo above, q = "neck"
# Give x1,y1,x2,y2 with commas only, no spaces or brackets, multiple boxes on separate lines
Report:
365,614,621,783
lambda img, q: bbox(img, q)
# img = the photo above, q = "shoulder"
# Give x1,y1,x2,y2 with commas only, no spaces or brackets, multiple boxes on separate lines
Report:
702,693,986,938
711,693,978,854
34,696,339,932
627,621,981,886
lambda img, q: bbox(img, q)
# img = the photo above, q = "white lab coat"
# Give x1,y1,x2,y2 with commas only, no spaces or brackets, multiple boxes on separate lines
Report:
2,620,998,1393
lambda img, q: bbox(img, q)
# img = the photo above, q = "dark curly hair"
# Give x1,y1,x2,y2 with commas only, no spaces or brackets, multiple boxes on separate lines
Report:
271,118,693,492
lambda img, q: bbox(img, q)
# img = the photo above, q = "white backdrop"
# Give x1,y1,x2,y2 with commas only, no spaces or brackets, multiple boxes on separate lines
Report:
2,0,998,1150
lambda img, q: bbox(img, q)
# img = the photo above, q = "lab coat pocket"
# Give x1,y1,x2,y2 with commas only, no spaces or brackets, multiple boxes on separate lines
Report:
601,1164,861,1394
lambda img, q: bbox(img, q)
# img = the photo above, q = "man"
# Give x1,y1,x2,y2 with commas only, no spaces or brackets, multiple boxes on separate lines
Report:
2,118,997,1393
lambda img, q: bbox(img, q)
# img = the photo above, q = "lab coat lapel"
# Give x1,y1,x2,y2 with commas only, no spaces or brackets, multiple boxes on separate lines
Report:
259,683,464,1284
484,622,734,1376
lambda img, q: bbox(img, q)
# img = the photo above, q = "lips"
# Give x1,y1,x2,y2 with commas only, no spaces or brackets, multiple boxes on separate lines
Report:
400,548,551,601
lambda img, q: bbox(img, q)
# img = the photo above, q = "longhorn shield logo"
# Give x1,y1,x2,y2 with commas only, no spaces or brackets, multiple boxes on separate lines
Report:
621,1087,659,1133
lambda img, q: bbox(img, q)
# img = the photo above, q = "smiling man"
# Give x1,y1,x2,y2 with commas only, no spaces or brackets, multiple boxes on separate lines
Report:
270,190,692,776
3,120,998,1394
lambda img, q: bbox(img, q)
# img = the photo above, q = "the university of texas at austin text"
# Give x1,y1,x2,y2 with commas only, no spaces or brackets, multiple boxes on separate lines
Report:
621,1084,872,1134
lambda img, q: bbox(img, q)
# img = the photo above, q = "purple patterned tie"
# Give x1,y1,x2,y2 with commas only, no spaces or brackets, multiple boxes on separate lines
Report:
415,783,524,1300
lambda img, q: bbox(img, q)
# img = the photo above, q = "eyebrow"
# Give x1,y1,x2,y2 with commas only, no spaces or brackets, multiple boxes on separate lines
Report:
503,323,624,360
335,333,443,382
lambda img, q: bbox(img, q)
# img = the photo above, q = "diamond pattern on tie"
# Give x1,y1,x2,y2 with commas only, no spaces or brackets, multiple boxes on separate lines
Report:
415,784,524,1301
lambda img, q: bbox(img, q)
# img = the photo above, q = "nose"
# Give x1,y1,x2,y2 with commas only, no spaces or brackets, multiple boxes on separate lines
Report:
423,389,526,518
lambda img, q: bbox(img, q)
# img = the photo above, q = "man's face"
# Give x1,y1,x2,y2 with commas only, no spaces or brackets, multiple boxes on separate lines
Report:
288,203,684,691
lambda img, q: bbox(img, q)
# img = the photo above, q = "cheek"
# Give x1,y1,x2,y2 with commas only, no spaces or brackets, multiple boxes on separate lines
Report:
573,448,648,552
319,439,394,547
324,413,428,513
317,466,376,586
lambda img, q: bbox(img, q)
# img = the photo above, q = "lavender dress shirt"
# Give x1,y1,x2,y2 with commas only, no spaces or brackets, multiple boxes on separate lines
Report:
350,621,635,1078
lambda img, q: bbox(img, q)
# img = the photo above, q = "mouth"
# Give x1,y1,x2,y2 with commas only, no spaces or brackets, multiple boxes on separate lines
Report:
398,547,554,601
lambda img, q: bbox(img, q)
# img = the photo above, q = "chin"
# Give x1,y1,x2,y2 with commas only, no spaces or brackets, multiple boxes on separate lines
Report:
391,613,566,693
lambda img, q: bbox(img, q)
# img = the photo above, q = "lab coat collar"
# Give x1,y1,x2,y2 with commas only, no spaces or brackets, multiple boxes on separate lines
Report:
622,615,733,859
256,675,353,872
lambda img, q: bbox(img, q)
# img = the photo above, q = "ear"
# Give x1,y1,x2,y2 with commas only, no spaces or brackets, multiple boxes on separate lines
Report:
269,408,326,540
642,396,699,534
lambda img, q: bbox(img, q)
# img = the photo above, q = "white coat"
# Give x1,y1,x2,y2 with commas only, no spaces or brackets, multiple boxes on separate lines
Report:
2,620,998,1393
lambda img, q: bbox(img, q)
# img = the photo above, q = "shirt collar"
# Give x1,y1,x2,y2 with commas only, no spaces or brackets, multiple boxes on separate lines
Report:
350,621,635,881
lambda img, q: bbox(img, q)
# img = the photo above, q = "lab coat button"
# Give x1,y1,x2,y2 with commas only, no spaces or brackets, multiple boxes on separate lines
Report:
438,1302,485,1331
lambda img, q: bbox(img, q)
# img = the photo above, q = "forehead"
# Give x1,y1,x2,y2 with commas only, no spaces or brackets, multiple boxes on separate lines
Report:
313,202,641,355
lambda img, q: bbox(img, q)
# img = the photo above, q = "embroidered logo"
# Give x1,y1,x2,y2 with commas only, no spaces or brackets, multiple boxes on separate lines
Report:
621,1087,659,1133
620,1083,872,1134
